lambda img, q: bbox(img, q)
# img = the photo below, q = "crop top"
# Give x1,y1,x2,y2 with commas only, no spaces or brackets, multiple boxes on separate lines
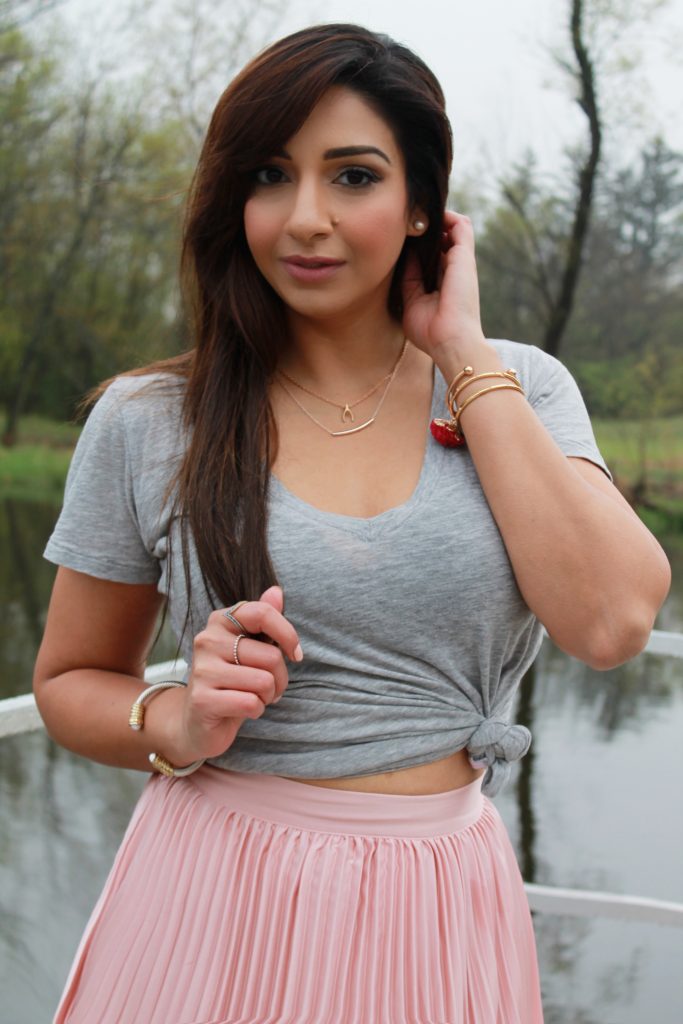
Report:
43,338,612,796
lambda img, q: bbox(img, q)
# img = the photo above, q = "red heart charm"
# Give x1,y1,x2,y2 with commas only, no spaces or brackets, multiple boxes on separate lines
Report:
429,418,466,448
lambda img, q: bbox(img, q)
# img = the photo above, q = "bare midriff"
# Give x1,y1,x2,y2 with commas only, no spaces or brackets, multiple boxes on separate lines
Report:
282,748,485,795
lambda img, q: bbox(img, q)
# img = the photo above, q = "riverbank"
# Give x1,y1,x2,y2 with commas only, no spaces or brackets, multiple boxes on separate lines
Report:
1,414,682,532
0,417,78,503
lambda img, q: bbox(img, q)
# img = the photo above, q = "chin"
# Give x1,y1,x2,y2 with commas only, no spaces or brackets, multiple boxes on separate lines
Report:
278,282,392,322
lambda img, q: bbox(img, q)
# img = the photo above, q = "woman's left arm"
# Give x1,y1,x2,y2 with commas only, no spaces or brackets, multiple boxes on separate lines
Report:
402,211,672,669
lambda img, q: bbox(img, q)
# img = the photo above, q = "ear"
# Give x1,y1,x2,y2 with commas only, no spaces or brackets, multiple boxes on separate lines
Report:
406,208,428,237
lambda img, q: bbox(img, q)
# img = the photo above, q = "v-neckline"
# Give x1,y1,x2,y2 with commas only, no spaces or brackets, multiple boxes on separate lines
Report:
269,363,443,534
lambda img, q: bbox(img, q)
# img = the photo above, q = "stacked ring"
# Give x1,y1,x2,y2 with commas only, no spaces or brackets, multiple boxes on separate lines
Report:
232,633,246,666
223,599,249,632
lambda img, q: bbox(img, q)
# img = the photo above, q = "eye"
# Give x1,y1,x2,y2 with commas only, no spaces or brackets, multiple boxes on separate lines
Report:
252,166,288,185
335,166,381,188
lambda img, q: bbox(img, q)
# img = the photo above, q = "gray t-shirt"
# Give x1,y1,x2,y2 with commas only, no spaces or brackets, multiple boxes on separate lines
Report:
44,339,612,795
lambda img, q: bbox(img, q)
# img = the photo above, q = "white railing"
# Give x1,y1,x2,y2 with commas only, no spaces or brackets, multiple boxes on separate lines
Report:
2,630,682,928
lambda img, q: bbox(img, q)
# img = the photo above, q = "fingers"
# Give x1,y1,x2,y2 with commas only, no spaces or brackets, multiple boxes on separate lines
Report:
258,584,284,613
190,625,290,715
224,634,289,699
176,591,301,761
443,210,474,245
215,599,302,662
401,249,426,305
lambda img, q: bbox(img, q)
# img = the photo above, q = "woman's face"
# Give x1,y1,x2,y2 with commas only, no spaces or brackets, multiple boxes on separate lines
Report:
243,86,426,325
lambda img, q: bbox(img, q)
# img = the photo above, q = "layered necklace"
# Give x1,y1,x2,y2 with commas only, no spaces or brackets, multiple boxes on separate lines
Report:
276,339,409,437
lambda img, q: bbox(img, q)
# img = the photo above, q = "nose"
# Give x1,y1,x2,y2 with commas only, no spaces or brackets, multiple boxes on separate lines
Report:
285,177,335,242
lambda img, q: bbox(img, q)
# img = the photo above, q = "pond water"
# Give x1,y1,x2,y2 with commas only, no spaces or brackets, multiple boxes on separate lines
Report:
1,497,682,1023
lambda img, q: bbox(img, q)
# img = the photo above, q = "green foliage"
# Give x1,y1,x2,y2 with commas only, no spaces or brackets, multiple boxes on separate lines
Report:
573,343,683,419
477,137,683,422
0,25,194,429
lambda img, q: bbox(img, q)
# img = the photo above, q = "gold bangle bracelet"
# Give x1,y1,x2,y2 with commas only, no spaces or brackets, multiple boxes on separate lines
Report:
453,382,525,436
447,368,520,415
149,753,206,778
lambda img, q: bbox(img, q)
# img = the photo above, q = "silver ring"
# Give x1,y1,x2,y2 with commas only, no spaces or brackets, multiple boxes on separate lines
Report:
232,633,246,666
223,610,246,632
223,600,249,632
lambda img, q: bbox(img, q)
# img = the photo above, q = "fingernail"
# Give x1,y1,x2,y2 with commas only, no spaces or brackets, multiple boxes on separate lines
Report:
293,643,304,662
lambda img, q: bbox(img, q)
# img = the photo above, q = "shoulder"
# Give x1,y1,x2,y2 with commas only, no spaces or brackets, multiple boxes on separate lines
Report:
89,371,186,435
485,337,611,479
486,338,572,401
97,370,185,409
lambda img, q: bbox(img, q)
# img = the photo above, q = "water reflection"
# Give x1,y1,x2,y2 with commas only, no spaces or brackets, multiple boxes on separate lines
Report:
515,662,538,883
0,732,146,1022
0,497,177,700
0,498,57,699
1,498,682,1022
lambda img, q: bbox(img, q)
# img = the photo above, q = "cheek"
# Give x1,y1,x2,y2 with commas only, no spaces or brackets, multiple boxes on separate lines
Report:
243,201,276,265
349,200,408,263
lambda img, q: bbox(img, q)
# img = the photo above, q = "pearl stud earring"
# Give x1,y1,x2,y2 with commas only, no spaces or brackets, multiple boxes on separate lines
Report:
413,220,426,231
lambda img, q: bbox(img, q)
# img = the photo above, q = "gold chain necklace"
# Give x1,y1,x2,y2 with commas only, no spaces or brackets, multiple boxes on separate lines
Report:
276,339,408,425
278,366,393,424
276,339,409,437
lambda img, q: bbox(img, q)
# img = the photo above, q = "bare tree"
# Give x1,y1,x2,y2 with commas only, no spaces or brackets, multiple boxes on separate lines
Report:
2,81,141,443
1,0,285,438
120,0,283,151
494,0,672,358
542,0,601,356
494,0,601,358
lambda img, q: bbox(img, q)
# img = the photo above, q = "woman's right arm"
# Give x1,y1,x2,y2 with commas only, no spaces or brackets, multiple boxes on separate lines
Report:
33,568,301,771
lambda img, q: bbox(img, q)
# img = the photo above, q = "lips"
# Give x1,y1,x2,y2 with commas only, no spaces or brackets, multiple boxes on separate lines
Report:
283,256,344,267
281,256,345,282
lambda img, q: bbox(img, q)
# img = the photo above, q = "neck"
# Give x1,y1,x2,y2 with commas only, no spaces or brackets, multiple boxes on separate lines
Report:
279,305,406,394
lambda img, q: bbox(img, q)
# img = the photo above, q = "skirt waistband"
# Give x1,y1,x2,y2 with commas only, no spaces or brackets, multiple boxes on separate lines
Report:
187,766,486,838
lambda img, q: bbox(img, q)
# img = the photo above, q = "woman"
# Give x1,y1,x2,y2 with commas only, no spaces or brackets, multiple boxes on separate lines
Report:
34,23,671,1024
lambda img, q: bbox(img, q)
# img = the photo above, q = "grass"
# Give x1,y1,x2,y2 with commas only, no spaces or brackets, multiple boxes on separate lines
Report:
0,445,74,503
0,415,82,503
592,416,683,533
593,415,683,494
11,414,82,448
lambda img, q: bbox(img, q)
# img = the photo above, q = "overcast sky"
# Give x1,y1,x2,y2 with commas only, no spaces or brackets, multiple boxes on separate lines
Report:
283,0,683,189
55,0,683,195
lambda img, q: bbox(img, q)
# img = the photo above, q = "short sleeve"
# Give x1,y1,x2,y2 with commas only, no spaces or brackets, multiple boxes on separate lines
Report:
526,347,612,482
43,380,161,584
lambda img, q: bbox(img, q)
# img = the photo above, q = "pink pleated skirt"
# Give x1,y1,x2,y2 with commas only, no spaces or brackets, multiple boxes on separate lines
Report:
54,765,543,1024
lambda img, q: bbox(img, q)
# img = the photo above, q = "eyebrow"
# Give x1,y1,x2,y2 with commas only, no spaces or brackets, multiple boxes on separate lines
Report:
276,145,392,165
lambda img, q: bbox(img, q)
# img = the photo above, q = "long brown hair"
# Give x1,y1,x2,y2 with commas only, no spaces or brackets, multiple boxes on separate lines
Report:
107,24,453,622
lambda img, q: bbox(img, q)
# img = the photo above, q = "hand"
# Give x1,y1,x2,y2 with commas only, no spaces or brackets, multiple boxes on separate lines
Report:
167,585,302,764
401,210,488,363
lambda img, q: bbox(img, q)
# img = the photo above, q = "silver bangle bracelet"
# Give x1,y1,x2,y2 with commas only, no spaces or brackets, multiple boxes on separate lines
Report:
129,680,205,777
148,753,206,777
128,679,186,731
